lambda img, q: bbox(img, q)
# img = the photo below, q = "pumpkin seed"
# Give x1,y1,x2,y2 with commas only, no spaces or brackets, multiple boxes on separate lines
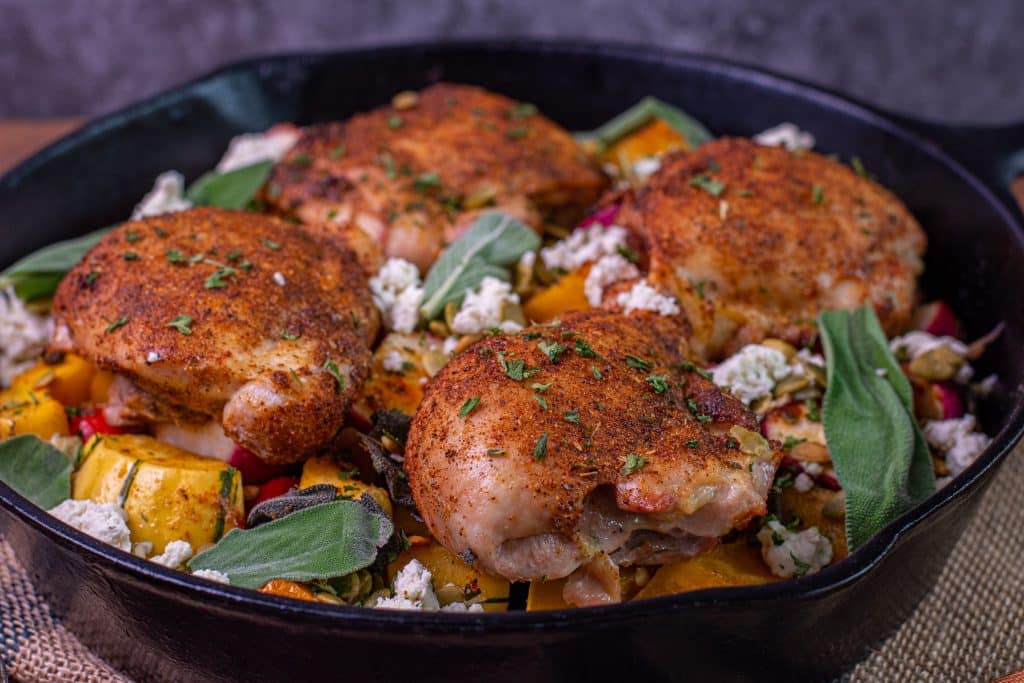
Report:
463,186,496,210
789,441,831,463
428,320,450,337
443,301,458,329
908,345,963,381
391,90,419,110
762,338,797,361
774,373,810,397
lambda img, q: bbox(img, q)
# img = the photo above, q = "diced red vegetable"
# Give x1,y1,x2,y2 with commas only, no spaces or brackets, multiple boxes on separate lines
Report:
251,476,299,507
228,446,289,485
579,204,619,228
933,381,965,419
70,410,123,440
913,301,960,338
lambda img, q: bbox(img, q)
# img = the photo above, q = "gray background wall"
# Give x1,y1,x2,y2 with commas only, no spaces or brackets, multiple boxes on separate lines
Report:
1,0,1022,125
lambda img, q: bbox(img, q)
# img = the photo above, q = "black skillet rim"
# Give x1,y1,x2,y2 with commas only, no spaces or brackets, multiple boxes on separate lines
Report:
2,38,1023,634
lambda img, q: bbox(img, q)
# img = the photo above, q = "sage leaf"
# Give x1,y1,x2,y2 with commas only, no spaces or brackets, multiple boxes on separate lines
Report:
580,96,713,151
0,227,111,300
185,160,273,210
188,500,393,589
0,435,72,510
419,211,540,319
818,307,935,551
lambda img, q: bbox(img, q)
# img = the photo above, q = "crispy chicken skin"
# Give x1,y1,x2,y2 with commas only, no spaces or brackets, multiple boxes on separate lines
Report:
610,137,926,359
50,207,379,465
263,83,608,273
405,310,781,605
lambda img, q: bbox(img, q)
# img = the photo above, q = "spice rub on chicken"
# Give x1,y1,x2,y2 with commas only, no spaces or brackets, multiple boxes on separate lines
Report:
263,83,608,273
404,310,782,606
50,207,379,465
610,137,926,359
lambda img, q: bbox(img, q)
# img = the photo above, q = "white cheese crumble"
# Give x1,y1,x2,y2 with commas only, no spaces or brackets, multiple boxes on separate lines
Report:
272,271,286,286
374,559,483,612
192,568,231,584
442,336,459,355
369,258,424,334
793,473,815,493
615,280,681,316
540,224,630,273
150,540,193,569
450,277,521,335
923,414,992,476
48,499,132,552
216,127,300,173
131,171,193,220
753,122,816,151
132,541,153,558
381,350,406,373
584,253,640,306
632,156,662,180
889,331,968,360
712,344,793,406
0,286,53,387
146,351,161,364
757,520,832,578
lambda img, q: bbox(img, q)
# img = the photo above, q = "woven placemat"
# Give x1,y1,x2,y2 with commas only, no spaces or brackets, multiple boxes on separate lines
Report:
2,448,1022,682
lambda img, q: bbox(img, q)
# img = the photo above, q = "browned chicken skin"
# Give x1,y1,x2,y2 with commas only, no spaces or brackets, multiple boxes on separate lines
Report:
264,83,608,273
50,207,379,464
610,138,926,359
405,310,782,606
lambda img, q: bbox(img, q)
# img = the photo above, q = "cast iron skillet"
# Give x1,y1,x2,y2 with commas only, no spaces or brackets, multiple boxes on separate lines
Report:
1,41,1023,683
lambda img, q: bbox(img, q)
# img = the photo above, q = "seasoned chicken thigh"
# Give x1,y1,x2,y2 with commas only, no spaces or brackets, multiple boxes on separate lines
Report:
405,311,781,606
264,83,608,273
51,207,379,464
608,137,926,359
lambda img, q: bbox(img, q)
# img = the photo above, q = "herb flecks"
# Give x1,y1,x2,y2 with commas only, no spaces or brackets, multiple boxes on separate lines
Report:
646,373,670,393
167,314,193,335
105,317,128,334
532,432,549,460
625,355,653,371
690,173,726,197
459,397,481,419
620,453,648,476
538,341,569,363
323,359,345,392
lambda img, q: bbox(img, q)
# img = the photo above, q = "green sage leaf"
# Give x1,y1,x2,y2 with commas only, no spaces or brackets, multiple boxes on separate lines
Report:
580,96,713,151
0,435,73,510
419,211,540,319
818,307,935,551
185,160,273,210
188,500,393,589
0,228,111,300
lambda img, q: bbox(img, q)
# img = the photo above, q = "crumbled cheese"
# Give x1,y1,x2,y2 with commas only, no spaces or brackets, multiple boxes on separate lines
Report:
793,473,815,493
132,541,153,558
440,602,485,613
131,171,193,220
375,559,441,611
803,462,824,476
516,250,536,283
540,224,630,273
146,351,161,364
48,500,132,552
712,344,793,405
584,253,640,306
216,127,300,173
0,286,53,387
382,350,406,373
450,277,521,335
753,122,816,151
192,568,231,584
632,156,662,180
615,281,681,316
923,414,992,476
889,331,968,360
719,200,729,220
272,272,286,286
971,374,999,398
369,258,425,334
442,336,459,355
757,520,832,578
150,540,193,569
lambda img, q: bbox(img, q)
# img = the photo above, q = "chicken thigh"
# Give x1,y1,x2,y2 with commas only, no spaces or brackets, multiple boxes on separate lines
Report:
606,137,926,359
51,207,379,464
405,310,781,606
263,83,608,273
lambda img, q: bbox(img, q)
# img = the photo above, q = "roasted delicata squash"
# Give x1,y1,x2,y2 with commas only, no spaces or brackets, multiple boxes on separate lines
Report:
0,388,70,440
299,454,393,518
73,434,243,554
11,352,95,407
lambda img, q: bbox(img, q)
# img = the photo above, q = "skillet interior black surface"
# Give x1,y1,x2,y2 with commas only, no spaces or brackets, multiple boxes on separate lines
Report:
1,41,1024,683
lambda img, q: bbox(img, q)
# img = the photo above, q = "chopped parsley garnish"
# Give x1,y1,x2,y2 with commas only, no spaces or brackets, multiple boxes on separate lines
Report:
125,230,142,243
504,358,530,381
592,365,604,380
262,238,281,251
204,266,236,289
323,359,345,391
690,173,726,196
805,399,822,422
691,278,707,298
594,401,604,411
330,144,346,159
726,437,739,449
387,115,404,129
166,314,192,335
290,152,312,167
154,228,169,238
533,394,549,411
532,431,549,460
280,330,301,340
188,252,206,264
508,102,537,119
620,453,648,476
377,152,397,179
782,435,807,450
812,183,825,205
520,331,542,341
338,468,359,480
486,448,505,456
166,249,186,264
506,125,530,140
538,340,568,363
531,382,551,393
686,439,699,448
685,396,712,423
123,251,140,261
573,338,599,358
851,156,869,178
563,409,580,424
85,271,100,286
673,360,713,380
105,317,128,334
459,397,481,418
625,355,653,371
646,373,669,393
791,554,811,577
413,171,441,193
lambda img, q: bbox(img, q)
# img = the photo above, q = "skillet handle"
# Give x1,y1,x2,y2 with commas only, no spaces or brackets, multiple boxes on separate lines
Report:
888,115,1024,216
